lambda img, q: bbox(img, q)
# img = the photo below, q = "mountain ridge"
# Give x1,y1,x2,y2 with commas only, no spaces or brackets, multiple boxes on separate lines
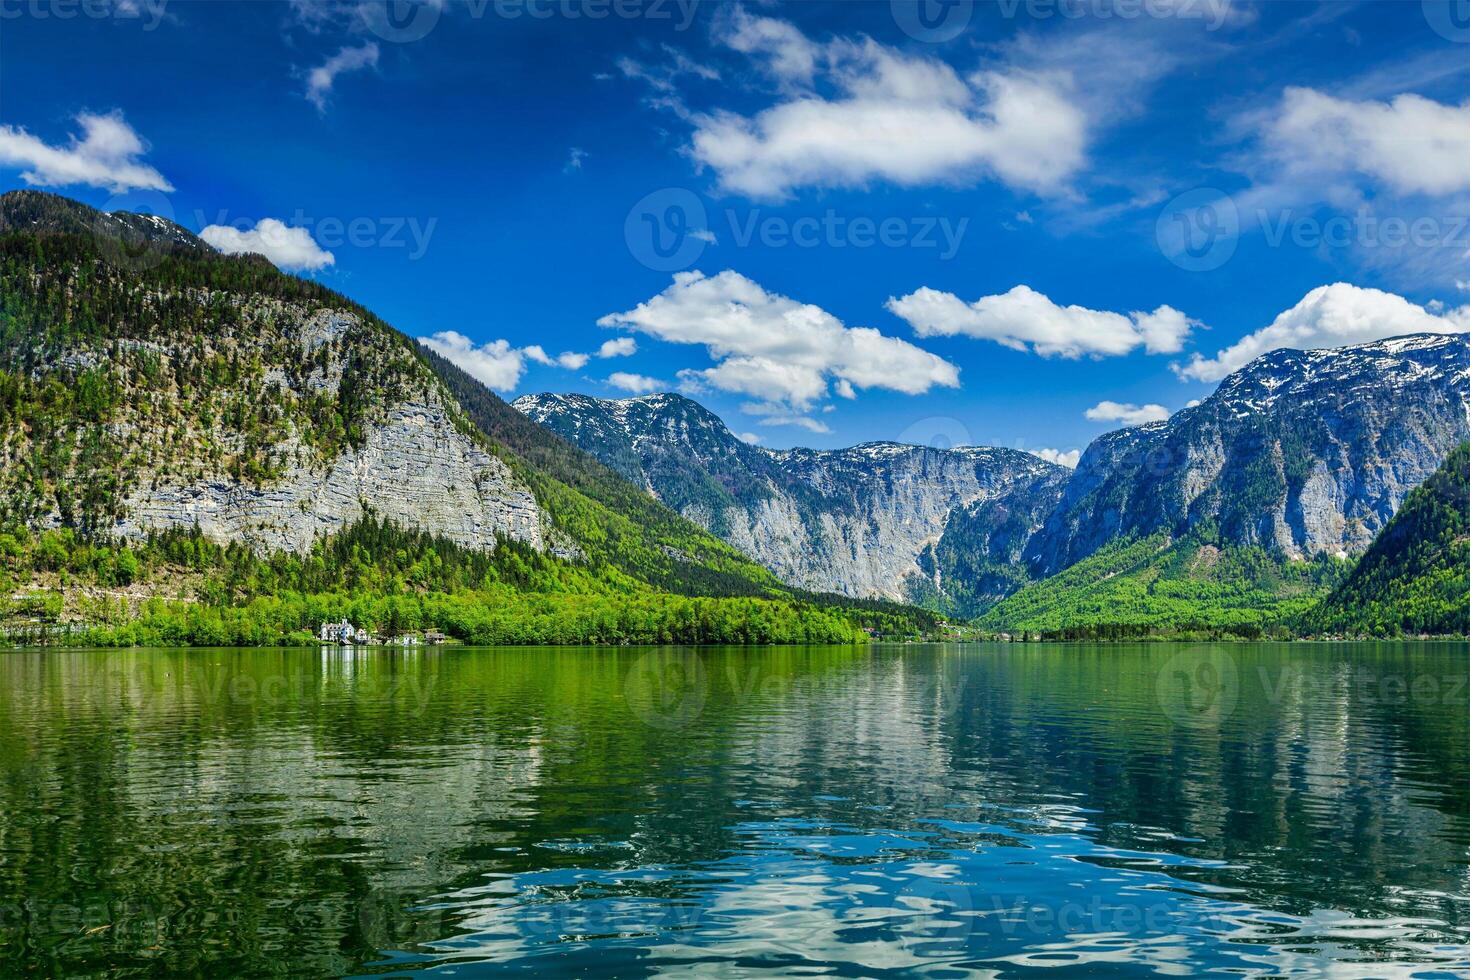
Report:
514,390,1067,611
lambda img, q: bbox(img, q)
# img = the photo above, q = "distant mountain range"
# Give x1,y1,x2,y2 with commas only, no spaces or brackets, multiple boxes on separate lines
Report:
4,188,1468,637
514,391,1067,614
518,333,1470,622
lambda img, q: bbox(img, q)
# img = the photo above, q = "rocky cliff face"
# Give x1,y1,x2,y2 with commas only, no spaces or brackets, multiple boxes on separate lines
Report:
513,392,1064,607
0,191,567,560
17,300,560,556
1027,333,1470,573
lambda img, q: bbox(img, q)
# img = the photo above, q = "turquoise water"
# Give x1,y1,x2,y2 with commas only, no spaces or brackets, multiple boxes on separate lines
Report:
2,643,1469,976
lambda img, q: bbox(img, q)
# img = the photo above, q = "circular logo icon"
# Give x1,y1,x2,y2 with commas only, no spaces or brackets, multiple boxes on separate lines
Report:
892,0,973,43
891,874,976,951
623,650,708,730
94,188,176,273
625,188,709,272
1155,188,1239,273
1156,648,1238,729
1424,0,1470,41
359,0,442,43
897,416,973,451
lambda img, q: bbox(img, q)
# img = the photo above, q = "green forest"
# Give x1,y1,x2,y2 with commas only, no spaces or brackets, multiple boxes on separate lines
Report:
976,533,1350,640
0,516,936,647
1307,442,1470,637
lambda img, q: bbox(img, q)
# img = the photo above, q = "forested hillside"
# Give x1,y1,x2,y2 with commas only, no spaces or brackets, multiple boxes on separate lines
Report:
0,191,934,645
1308,443,1470,636
979,533,1348,639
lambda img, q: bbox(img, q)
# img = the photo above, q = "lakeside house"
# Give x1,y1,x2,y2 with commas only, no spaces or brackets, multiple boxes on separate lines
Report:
319,620,446,646
318,619,374,645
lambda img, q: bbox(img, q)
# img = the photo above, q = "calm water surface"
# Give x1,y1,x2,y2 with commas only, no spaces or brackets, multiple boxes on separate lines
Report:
3,643,1470,977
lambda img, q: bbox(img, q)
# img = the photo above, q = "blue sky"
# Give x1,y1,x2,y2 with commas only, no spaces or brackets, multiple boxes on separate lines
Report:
4,1,1470,462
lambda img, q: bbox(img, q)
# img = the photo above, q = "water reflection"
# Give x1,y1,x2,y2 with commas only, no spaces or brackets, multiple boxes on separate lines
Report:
1,644,1468,975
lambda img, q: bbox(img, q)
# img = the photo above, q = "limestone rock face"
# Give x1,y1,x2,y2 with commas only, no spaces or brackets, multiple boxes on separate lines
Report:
13,293,560,558
513,392,1064,606
1026,333,1470,573
121,398,552,554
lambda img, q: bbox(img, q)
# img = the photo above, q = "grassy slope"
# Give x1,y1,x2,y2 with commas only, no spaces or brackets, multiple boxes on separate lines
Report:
977,533,1348,637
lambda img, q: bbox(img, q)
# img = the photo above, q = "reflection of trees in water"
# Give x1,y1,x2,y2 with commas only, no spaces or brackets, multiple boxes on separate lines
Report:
919,644,1470,926
2,643,1469,974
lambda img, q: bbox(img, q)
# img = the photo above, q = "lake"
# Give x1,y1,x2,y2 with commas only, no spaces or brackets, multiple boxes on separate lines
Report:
2,643,1469,976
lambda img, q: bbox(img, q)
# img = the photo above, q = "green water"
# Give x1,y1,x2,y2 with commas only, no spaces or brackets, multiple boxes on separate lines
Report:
2,643,1469,976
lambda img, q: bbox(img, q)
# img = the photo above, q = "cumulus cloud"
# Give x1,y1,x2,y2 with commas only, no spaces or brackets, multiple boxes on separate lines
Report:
686,14,1087,200
1260,87,1470,198
200,218,335,271
0,111,172,193
525,346,590,371
1085,401,1172,426
1177,282,1470,382
598,269,959,428
1032,448,1081,468
306,42,379,112
606,372,665,394
418,332,589,392
597,337,637,358
419,333,529,392
886,284,1198,358
735,431,763,445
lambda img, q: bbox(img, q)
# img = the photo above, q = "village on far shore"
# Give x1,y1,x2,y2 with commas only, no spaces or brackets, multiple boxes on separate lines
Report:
317,619,447,647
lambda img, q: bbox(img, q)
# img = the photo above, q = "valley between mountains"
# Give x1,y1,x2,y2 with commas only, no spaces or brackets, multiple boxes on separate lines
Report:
2,189,1467,643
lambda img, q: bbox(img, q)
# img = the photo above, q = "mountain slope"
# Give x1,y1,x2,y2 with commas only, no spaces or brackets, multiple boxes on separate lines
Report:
514,391,1066,611
1027,334,1470,575
980,534,1347,638
0,190,782,599
422,350,785,597
1308,442,1470,636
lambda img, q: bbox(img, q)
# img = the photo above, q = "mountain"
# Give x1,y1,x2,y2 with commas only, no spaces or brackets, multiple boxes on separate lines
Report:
0,190,790,602
513,391,1067,613
1307,442,1470,636
978,533,1346,639
1026,334,1470,576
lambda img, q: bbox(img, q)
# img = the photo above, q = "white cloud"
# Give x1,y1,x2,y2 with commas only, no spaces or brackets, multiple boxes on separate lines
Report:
200,218,335,271
1085,401,1172,426
688,17,1088,200
419,332,589,392
565,147,588,172
886,284,1198,358
525,346,590,371
606,371,665,394
599,270,959,423
1177,282,1470,382
717,6,820,87
597,337,637,359
0,111,172,193
1031,448,1081,469
306,42,379,112
1261,87,1470,198
420,333,529,392
735,431,763,445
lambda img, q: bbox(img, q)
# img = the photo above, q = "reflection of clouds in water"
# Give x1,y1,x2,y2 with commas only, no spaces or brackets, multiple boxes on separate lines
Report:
416,816,1470,975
